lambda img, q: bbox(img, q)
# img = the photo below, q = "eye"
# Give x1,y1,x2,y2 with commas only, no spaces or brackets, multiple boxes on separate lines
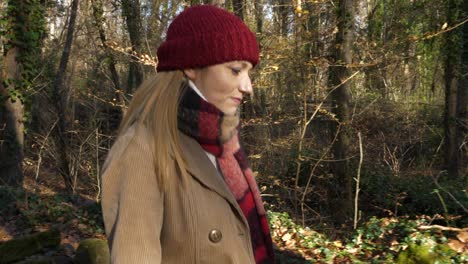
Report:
230,67,241,75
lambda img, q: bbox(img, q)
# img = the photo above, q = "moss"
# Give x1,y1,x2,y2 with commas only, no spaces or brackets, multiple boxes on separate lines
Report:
397,243,454,264
0,229,60,264
74,239,110,264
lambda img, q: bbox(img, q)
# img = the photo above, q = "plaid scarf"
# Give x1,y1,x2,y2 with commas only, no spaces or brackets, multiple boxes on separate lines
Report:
178,83,275,264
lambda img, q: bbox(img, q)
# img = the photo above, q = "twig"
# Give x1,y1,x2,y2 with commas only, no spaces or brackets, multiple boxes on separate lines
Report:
354,132,363,230
300,125,341,226
35,118,59,181
294,71,360,222
418,225,468,232
419,18,468,41
95,128,101,202
433,176,468,213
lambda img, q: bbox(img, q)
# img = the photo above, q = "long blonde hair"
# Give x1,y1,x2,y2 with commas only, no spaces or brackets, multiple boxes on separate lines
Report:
118,71,189,187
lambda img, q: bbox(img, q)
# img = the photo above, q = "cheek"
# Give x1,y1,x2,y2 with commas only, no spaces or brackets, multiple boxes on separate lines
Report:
200,79,225,104
208,76,235,99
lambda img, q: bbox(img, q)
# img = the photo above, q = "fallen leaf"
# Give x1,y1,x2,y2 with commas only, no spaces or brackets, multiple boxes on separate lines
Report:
285,239,296,247
282,233,292,242
448,239,465,253
78,224,88,230
457,231,468,243
333,240,343,248
279,227,288,235
249,154,262,159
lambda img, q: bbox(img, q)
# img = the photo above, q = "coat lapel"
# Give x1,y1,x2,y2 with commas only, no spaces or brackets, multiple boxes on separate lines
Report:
178,132,248,226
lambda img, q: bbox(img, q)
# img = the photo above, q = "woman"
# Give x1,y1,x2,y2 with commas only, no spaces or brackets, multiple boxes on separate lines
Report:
101,5,275,264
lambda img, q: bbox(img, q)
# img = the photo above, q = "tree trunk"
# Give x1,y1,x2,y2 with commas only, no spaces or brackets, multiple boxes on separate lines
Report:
0,48,24,186
208,0,226,7
51,0,80,193
232,0,244,20
121,0,144,92
365,0,388,99
278,0,289,37
457,0,467,178
91,0,122,106
253,0,266,117
254,0,263,34
0,0,44,186
443,0,462,177
327,0,354,225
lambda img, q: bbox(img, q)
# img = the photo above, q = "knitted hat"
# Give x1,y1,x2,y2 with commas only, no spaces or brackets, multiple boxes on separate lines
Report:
156,5,259,71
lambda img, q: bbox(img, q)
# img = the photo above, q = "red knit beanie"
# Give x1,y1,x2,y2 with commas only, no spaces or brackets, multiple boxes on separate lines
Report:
156,5,259,72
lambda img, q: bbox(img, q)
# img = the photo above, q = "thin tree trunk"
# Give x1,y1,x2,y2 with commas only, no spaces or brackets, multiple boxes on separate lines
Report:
328,0,354,225
232,0,244,20
51,0,80,193
122,0,144,92
253,0,266,117
91,0,122,106
365,0,387,98
278,0,289,37
457,0,468,179
443,0,462,177
209,0,226,6
254,0,263,34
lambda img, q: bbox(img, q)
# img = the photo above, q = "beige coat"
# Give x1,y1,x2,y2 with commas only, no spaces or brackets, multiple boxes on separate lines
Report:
101,124,256,263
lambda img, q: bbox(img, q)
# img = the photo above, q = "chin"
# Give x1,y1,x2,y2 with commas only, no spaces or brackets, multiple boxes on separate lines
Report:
223,108,238,115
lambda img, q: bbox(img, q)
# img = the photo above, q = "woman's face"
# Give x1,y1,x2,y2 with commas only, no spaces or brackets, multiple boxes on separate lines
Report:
184,61,253,115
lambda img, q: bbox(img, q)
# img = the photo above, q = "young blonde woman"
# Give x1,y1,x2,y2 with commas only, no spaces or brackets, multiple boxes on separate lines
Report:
101,5,275,264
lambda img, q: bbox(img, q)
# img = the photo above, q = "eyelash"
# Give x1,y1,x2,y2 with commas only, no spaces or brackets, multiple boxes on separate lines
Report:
231,68,241,75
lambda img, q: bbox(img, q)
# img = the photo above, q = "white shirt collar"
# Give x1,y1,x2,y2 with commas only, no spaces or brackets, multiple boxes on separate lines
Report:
187,80,207,101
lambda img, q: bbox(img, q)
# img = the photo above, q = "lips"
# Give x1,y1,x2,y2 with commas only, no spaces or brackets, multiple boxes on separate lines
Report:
231,97,242,104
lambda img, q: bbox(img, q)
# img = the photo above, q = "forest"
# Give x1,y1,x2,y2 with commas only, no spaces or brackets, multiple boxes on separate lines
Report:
0,0,467,263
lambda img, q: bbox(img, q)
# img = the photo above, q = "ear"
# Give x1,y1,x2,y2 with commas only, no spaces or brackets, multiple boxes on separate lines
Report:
183,69,197,81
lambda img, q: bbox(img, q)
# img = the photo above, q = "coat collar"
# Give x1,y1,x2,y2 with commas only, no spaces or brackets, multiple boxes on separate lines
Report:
178,131,248,226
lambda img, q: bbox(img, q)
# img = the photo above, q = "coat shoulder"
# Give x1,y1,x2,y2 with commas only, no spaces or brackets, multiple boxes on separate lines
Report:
102,124,154,171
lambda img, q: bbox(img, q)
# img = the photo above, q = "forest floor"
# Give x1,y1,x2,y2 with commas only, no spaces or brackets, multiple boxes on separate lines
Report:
0,158,467,263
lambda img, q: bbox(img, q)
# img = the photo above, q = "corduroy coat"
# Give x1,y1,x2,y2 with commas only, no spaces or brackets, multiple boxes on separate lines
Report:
101,123,256,263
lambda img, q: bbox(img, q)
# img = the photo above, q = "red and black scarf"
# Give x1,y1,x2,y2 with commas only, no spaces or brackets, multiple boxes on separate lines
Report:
178,83,275,264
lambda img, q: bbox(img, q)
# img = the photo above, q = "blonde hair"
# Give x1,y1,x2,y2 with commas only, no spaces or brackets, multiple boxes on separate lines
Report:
118,71,189,187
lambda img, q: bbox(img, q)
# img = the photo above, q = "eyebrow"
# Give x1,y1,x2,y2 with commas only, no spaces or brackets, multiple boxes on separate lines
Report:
228,61,253,70
240,61,253,70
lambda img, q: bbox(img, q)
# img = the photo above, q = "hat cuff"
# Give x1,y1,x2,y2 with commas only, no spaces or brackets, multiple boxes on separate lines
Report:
157,30,259,71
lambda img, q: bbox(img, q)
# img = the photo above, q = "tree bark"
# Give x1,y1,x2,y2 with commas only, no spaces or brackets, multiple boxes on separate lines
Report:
443,0,462,177
254,0,263,33
0,48,24,186
121,0,144,92
232,0,244,20
278,0,289,37
51,0,80,193
0,0,44,186
457,0,468,178
327,0,354,225
208,0,226,7
91,0,122,105
365,0,388,99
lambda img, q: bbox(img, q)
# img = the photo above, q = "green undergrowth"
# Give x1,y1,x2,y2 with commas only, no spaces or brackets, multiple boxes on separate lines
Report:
2,185,466,263
0,185,104,237
269,211,467,263
360,172,468,220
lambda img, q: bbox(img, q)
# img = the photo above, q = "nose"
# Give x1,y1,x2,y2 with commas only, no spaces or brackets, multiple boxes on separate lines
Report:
239,73,253,95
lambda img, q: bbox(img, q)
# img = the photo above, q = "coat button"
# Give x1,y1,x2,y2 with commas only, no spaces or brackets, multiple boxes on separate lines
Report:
208,229,222,243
